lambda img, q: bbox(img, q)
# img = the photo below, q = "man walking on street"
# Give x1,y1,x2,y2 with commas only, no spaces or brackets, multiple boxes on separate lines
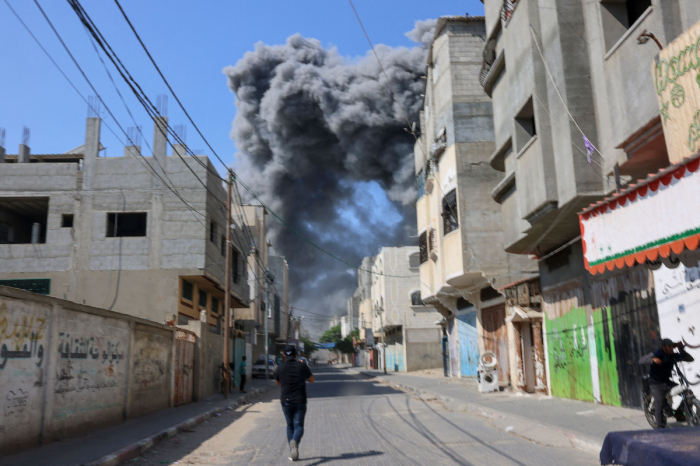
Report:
239,356,247,393
276,345,314,461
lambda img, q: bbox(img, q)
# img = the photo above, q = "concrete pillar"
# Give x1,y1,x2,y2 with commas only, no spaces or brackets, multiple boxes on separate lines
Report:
82,117,101,190
172,143,187,159
152,116,168,187
532,319,547,394
513,322,526,391
123,145,141,157
0,145,5,163
18,144,30,163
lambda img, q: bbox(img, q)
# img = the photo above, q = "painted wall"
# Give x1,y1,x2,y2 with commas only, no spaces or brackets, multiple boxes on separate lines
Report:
456,311,478,377
653,263,700,386
0,286,174,455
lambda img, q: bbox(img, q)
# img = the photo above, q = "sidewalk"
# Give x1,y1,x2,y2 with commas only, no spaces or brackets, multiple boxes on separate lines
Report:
0,379,276,466
351,368,649,453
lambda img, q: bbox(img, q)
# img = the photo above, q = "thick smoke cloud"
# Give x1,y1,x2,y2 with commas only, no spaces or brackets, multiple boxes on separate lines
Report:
223,20,435,327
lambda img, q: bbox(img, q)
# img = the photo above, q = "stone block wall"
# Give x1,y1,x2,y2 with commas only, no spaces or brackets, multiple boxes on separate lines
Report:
0,286,174,455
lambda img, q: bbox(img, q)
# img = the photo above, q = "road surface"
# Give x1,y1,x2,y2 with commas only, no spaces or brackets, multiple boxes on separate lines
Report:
130,365,598,465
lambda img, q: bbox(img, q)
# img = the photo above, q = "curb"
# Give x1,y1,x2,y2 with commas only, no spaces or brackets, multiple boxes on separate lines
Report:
359,371,602,454
84,385,271,466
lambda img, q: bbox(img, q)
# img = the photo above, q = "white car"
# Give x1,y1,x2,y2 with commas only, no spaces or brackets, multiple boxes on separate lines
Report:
252,356,277,378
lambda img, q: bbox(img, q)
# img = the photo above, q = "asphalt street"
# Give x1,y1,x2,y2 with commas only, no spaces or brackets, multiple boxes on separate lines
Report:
132,365,599,465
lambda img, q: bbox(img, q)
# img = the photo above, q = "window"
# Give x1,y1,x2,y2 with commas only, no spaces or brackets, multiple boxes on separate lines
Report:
210,221,218,243
182,280,193,301
480,286,501,302
232,248,240,284
601,0,651,52
61,214,74,228
429,228,436,255
0,197,49,244
409,252,421,269
106,213,147,237
419,232,428,264
220,235,226,256
514,97,536,152
410,291,423,306
211,296,219,315
199,290,208,309
416,170,425,200
457,297,474,310
442,190,459,234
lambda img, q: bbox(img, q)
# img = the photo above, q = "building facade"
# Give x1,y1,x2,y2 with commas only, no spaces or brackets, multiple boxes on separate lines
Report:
0,116,250,328
361,247,444,372
415,15,537,383
481,0,700,406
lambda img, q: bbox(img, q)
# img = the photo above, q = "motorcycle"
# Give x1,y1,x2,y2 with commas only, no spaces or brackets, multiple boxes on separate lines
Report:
642,361,700,428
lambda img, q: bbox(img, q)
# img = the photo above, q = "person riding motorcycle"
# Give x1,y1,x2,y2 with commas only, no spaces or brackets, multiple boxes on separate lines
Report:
639,338,694,428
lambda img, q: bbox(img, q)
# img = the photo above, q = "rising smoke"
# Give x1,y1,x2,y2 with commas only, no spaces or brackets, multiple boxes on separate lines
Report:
223,19,435,324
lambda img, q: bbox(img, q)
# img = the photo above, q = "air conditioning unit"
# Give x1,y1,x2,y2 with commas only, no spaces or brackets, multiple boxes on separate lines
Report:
478,351,499,393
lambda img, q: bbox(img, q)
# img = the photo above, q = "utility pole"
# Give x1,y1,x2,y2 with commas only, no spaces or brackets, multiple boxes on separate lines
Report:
379,307,386,374
223,169,233,398
264,268,275,379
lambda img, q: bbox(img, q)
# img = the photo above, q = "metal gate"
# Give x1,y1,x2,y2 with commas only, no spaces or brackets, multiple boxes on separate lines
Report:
610,289,660,409
457,311,479,378
174,329,196,406
481,304,510,385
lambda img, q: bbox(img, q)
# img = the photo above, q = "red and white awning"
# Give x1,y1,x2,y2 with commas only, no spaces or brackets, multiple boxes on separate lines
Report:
579,154,700,275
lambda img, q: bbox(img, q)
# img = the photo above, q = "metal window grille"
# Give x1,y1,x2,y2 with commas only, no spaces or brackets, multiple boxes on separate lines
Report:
419,232,428,264
442,190,459,234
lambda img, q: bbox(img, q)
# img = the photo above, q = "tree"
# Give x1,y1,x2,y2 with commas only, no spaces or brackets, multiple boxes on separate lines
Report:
300,336,318,358
320,324,342,344
319,324,357,354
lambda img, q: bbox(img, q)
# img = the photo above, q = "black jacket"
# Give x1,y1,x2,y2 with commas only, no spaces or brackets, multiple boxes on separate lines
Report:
639,346,694,384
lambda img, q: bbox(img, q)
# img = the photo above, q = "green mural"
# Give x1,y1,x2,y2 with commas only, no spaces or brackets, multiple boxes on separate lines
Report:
545,308,594,402
546,307,623,406
593,307,621,407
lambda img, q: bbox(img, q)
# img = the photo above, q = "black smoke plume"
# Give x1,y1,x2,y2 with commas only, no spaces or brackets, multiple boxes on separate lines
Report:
223,20,435,329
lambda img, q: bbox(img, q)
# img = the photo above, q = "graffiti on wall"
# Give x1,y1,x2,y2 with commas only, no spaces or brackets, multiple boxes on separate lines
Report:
653,263,700,386
132,337,169,390
0,303,46,370
545,307,595,402
53,332,126,396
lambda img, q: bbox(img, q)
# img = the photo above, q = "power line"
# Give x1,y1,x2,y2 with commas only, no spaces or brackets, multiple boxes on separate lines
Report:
6,0,206,227
112,0,231,171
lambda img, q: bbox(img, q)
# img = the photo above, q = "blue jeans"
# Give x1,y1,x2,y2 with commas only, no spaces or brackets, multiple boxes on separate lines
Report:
282,402,307,444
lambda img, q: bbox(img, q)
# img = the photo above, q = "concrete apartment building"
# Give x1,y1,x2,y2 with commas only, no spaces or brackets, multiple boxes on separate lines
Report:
0,116,250,329
235,204,270,362
364,246,443,372
480,0,700,406
267,249,290,358
414,15,537,383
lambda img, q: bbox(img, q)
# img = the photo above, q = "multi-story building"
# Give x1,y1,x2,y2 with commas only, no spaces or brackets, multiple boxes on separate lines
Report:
0,114,251,398
268,248,290,359
342,293,360,338
364,246,443,372
0,115,249,327
480,0,700,406
235,205,268,361
415,15,537,383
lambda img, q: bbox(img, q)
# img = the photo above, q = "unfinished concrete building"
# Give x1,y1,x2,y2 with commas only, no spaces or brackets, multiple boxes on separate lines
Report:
415,15,537,383
0,115,250,333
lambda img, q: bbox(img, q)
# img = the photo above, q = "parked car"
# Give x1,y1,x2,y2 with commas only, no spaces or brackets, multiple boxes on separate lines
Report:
252,356,277,378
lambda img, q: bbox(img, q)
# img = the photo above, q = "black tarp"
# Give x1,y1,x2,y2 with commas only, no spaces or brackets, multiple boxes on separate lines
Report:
600,427,700,465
